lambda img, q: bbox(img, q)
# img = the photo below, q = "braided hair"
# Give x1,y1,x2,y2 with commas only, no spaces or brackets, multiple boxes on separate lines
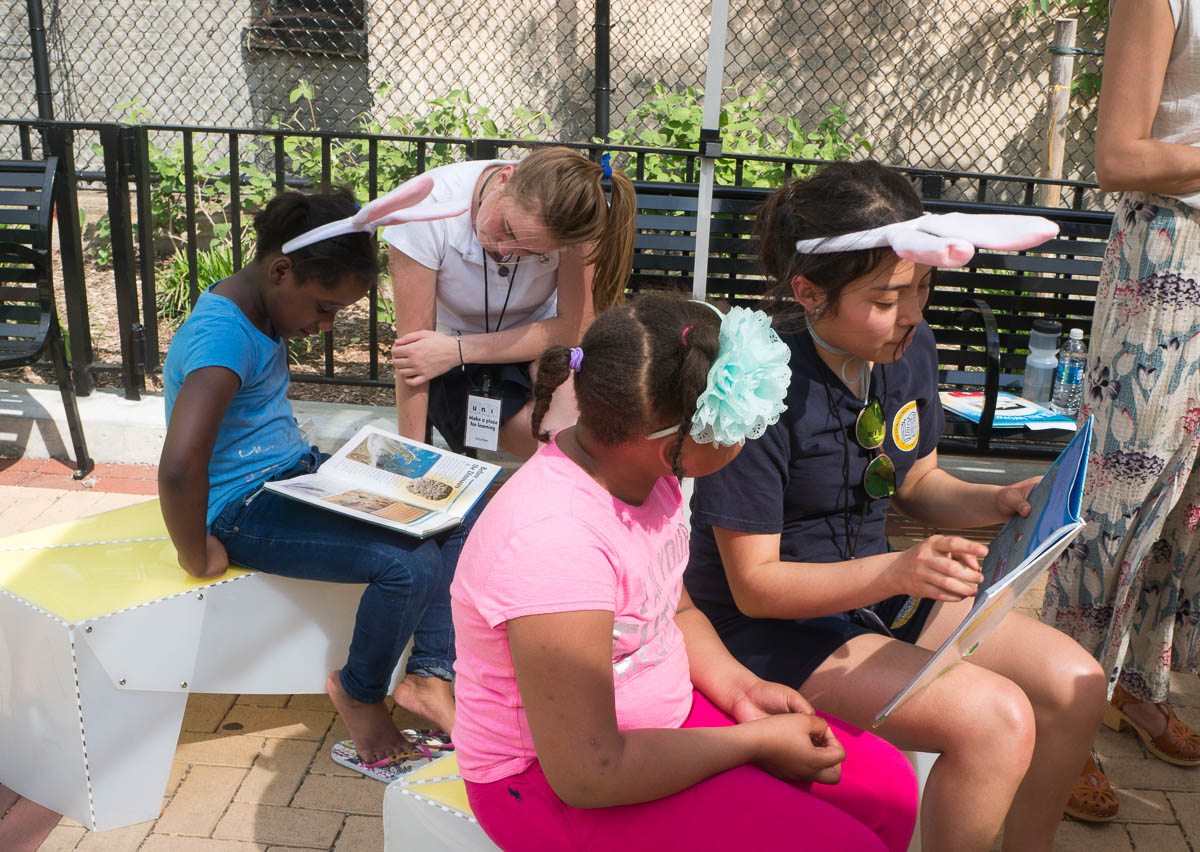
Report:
530,291,723,476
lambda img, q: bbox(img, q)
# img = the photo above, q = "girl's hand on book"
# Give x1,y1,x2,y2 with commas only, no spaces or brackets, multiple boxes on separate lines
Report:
890,535,986,602
995,476,1040,519
750,713,844,785
728,678,814,723
393,329,459,386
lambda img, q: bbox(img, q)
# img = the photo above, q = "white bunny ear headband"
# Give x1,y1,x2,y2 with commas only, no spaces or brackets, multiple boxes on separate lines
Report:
281,174,467,254
793,212,1060,268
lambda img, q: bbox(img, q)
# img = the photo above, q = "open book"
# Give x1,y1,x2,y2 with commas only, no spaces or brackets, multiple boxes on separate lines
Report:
940,391,1077,431
264,425,500,539
874,415,1093,725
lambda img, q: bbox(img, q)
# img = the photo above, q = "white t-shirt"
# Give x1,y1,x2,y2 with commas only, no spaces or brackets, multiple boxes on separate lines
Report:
1155,0,1200,206
381,160,562,334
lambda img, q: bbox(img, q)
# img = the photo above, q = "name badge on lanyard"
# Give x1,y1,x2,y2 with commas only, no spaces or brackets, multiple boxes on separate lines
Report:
465,373,502,451
464,247,516,453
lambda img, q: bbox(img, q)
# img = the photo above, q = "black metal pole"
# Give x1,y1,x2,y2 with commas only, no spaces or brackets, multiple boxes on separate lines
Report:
101,124,144,401
594,0,611,141
26,0,55,120
45,125,94,395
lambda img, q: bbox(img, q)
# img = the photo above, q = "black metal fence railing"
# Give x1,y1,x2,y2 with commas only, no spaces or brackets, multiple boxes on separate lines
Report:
2,118,1107,403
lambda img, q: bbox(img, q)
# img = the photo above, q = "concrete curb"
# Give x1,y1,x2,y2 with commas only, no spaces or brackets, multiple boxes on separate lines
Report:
0,379,1049,484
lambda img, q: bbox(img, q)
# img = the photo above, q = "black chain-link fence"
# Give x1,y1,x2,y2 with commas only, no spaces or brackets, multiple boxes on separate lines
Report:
1,0,1102,180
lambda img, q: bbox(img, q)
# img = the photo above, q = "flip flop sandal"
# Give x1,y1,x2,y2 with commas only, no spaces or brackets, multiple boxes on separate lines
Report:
401,728,454,752
330,738,437,783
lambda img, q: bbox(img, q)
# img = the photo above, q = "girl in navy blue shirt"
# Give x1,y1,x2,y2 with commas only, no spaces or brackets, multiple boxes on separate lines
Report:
686,161,1107,851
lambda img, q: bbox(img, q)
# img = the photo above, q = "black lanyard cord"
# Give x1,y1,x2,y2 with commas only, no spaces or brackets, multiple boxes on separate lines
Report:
816,356,890,562
481,251,518,334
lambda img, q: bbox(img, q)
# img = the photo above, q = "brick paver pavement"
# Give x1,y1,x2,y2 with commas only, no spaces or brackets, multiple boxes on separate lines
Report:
0,461,1197,850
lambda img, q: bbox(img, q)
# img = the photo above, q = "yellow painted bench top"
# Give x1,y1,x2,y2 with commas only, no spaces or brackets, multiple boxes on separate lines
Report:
0,499,250,623
399,753,475,815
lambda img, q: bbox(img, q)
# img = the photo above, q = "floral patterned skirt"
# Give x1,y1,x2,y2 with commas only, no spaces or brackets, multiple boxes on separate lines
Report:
1041,191,1200,702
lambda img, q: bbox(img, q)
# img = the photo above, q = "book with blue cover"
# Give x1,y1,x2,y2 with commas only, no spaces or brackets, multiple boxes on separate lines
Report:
939,390,1077,431
875,416,1093,724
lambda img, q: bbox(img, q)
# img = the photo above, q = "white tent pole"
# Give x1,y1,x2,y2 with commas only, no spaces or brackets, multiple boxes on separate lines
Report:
691,0,729,300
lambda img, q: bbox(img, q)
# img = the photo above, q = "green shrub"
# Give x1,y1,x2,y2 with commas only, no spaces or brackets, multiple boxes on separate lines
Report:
156,236,242,322
604,82,872,186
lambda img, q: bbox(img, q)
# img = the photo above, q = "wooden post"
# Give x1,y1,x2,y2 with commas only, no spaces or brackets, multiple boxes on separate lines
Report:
1040,18,1077,208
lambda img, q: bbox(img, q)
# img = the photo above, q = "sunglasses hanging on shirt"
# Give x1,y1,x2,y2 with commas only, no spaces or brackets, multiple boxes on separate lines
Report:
855,397,896,500
818,362,893,561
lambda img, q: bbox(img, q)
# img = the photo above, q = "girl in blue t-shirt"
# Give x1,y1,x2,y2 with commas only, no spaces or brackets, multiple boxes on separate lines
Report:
159,183,473,780
685,161,1107,851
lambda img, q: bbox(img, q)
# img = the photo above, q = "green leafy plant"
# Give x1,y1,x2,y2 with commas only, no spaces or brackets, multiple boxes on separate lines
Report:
604,83,871,187
156,237,245,322
279,82,552,194
1013,0,1107,101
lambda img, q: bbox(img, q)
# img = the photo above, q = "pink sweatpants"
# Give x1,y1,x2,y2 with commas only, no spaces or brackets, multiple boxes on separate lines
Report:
464,690,917,852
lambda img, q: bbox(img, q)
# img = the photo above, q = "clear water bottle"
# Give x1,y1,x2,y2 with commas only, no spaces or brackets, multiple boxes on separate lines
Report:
1050,327,1086,417
1021,318,1060,406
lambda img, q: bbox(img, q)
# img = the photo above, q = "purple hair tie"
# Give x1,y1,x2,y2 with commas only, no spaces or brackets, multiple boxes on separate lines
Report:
568,347,584,372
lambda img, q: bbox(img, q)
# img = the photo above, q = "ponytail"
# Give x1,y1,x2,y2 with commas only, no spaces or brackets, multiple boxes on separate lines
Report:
530,294,722,475
586,169,635,313
661,309,719,474
531,344,574,443
507,147,636,315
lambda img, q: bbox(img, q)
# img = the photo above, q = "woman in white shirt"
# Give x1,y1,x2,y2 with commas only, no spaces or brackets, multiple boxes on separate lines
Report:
384,147,635,457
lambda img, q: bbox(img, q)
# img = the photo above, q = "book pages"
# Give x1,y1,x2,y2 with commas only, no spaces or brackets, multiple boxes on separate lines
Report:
875,416,1093,725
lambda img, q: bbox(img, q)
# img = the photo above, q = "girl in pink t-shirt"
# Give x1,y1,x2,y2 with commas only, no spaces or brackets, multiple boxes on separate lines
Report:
450,291,917,852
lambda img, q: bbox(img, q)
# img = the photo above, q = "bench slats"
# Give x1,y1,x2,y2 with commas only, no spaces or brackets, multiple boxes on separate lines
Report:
0,209,44,227
0,170,50,190
628,182,1113,456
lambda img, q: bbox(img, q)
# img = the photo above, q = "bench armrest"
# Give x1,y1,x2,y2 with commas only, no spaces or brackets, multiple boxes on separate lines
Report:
951,297,1001,453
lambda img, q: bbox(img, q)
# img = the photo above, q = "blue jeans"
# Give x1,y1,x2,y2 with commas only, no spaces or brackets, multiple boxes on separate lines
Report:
211,449,480,704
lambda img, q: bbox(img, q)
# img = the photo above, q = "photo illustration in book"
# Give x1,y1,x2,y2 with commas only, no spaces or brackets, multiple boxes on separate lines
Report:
265,425,499,538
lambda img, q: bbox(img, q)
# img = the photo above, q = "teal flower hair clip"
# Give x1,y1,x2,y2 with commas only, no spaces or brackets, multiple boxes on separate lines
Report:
645,302,791,446
690,303,791,446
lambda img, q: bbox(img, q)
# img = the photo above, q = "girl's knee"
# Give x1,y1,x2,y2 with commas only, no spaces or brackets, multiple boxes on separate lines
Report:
1027,638,1108,724
372,546,442,595
943,673,1037,766
864,752,919,852
1053,658,1109,730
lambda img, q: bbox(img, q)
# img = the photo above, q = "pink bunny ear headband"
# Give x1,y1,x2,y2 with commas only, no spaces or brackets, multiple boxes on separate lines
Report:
281,174,467,254
793,212,1060,268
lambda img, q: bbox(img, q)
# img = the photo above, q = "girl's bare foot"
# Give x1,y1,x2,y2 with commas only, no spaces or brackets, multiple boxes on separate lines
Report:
326,670,409,764
393,673,456,733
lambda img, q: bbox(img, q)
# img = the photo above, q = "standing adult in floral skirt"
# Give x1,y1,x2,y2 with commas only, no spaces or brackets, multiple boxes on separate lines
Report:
1041,0,1200,824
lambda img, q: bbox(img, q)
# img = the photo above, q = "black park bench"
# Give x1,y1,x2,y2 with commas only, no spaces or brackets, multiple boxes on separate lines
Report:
627,179,1113,457
0,157,93,478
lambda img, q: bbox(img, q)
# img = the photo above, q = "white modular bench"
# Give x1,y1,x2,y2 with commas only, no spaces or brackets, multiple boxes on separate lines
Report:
0,499,374,831
381,746,934,852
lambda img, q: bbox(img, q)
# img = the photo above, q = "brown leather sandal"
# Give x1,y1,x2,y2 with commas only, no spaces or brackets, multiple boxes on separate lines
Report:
1104,683,1200,766
1064,752,1119,822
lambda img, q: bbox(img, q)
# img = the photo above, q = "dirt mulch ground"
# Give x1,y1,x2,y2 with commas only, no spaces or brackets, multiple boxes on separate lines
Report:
23,250,399,408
